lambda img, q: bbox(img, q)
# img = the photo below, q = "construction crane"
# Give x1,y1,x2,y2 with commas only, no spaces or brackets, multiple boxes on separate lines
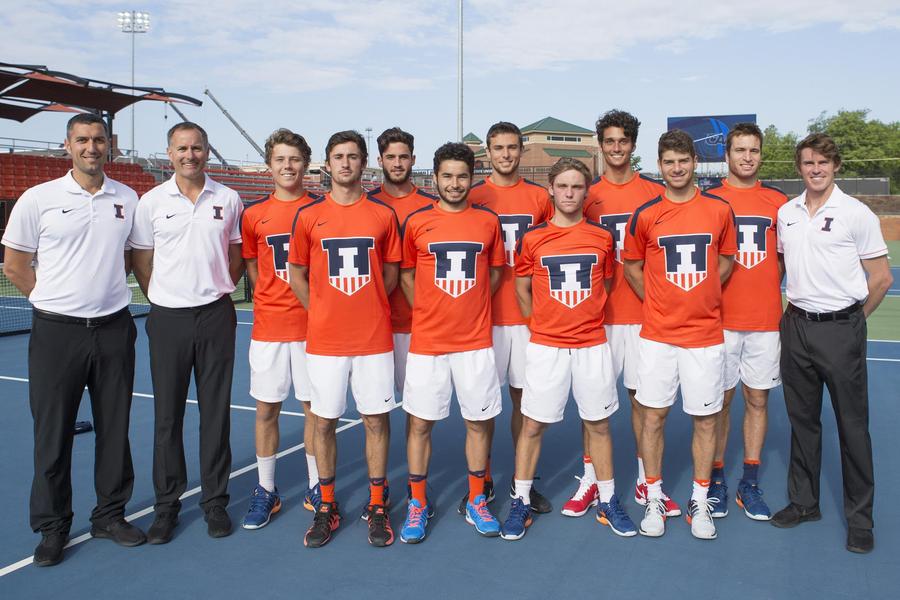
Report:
167,102,230,166
204,88,265,160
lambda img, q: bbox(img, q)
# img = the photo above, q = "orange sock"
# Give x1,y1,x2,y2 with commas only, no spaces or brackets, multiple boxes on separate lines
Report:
409,475,427,505
369,477,385,507
484,457,492,483
645,475,661,485
468,469,486,504
712,460,725,470
320,477,335,504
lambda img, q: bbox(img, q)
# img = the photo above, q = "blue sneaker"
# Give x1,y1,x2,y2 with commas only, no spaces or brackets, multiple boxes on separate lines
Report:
303,483,321,512
465,494,500,537
241,484,281,530
500,497,532,541
400,499,430,544
736,480,772,521
360,483,391,520
708,479,728,518
406,484,435,519
596,494,637,537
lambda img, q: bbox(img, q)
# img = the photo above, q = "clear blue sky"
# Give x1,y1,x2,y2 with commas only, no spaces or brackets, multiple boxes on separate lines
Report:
2,0,899,170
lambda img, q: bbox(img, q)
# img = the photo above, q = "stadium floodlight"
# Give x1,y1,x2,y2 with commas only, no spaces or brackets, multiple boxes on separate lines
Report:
117,10,151,163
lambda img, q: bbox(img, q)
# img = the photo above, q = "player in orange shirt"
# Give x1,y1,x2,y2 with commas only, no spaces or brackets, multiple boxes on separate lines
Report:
287,131,401,548
500,157,636,540
398,142,506,543
623,129,736,540
564,110,682,519
239,129,320,531
468,121,554,515
705,123,787,521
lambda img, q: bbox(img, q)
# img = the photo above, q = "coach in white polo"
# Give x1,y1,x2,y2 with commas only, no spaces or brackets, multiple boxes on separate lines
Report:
130,122,244,544
773,132,892,554
2,114,146,567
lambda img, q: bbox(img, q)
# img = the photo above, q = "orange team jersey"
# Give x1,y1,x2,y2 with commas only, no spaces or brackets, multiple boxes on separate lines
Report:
707,180,787,332
469,177,553,326
401,203,506,355
584,173,665,325
367,185,436,333
242,192,318,341
515,219,615,348
623,189,737,348
287,193,401,356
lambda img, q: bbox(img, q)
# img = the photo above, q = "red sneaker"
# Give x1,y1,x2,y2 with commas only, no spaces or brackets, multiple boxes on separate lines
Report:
634,482,682,517
561,476,599,517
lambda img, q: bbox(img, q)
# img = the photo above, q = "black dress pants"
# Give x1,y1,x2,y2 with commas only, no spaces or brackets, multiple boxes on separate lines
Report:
147,295,235,515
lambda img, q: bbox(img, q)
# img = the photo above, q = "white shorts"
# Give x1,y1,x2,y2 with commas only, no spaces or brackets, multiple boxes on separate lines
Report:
604,323,641,390
635,338,725,416
248,340,312,403
492,324,529,388
724,330,781,390
522,342,618,424
393,333,411,395
306,351,395,419
402,348,502,422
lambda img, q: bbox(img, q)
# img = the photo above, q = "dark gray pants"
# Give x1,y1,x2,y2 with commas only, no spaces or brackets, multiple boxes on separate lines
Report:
147,295,235,515
779,306,874,530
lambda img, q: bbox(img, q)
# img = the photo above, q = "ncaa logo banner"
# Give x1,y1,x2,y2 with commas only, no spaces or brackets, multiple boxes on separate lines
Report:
498,214,534,266
321,237,375,296
598,213,631,264
429,241,483,298
266,233,291,283
540,254,598,308
657,233,712,291
734,216,771,269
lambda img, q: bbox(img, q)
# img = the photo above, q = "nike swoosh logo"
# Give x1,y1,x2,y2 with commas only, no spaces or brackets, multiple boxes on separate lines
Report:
604,403,615,410
61,208,75,214
425,227,436,232
704,401,716,407
786,221,797,226
261,218,272,224
383,397,392,403
654,217,668,224
317,221,328,227
166,213,177,219
481,406,489,412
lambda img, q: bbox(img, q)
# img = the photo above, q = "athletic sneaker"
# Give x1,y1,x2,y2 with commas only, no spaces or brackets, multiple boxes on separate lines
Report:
736,480,772,521
465,494,500,537
241,484,282,530
456,479,495,515
303,483,321,512
500,497,532,541
686,499,717,540
510,478,552,514
366,504,394,547
360,483,391,520
708,479,729,518
596,494,637,537
304,501,340,548
561,476,599,517
634,482,682,517
639,498,667,537
400,499,430,544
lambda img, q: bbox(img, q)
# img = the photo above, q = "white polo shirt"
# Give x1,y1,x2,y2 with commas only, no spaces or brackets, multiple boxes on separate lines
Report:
777,185,887,313
1,171,137,318
129,174,243,308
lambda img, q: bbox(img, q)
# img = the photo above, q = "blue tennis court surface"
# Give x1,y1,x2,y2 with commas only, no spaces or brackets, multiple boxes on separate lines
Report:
0,310,897,598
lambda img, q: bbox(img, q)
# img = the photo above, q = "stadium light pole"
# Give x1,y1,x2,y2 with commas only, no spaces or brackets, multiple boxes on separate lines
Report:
117,10,150,163
457,0,463,142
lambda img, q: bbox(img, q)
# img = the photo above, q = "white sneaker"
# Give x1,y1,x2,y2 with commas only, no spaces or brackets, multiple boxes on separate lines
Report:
687,499,717,540
639,498,667,537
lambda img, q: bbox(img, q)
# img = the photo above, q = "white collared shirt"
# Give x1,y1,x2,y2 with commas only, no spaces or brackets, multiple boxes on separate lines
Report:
777,185,887,313
129,174,243,308
1,170,137,317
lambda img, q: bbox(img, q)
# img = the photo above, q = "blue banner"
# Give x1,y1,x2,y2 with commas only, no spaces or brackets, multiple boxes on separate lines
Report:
667,114,757,163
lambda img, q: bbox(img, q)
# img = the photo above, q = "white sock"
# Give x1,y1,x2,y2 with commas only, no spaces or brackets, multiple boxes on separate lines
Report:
637,456,646,484
692,480,709,503
306,453,319,488
582,457,597,482
647,478,663,501
514,479,533,505
257,455,276,492
597,479,615,504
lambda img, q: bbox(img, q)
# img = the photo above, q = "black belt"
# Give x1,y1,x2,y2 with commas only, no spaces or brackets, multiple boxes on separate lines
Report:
33,306,129,328
788,302,861,322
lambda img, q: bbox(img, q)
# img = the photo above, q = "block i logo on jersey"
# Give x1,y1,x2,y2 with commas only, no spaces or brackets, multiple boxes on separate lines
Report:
541,254,598,308
321,237,375,295
598,213,630,264
498,215,534,266
429,241,483,297
266,233,291,283
657,234,712,291
735,216,771,269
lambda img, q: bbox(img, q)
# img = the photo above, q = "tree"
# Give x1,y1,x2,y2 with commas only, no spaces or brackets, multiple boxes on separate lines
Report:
759,125,798,180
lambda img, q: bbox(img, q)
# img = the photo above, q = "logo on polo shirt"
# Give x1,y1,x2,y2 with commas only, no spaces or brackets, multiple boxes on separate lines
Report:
213,206,224,220
735,216,772,269
598,213,630,263
540,254,598,308
822,217,834,232
321,237,375,296
657,233,712,291
498,215,533,266
266,233,291,283
429,241,483,298
114,204,125,220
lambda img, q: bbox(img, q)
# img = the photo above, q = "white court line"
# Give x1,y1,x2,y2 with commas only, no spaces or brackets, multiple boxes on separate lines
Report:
0,416,364,578
868,358,900,363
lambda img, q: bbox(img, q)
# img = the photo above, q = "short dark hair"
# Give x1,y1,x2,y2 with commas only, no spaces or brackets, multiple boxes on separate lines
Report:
167,121,209,149
66,113,107,138
595,109,640,145
433,142,475,175
325,130,367,165
725,123,763,153
264,128,311,166
548,157,592,187
377,127,414,155
658,129,696,159
485,121,523,147
795,132,842,170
